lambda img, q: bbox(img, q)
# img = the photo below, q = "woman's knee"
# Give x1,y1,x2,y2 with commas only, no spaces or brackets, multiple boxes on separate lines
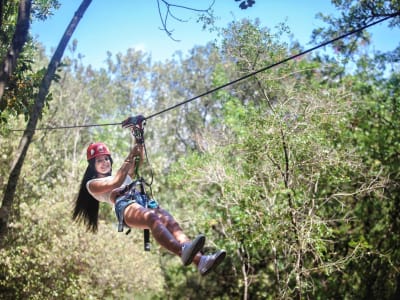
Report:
146,211,161,227
163,214,181,231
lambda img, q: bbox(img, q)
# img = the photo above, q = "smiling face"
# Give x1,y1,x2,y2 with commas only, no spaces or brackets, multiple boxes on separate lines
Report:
94,155,112,177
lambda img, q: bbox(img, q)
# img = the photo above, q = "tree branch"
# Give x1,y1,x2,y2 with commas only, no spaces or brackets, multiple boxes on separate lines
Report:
156,0,215,41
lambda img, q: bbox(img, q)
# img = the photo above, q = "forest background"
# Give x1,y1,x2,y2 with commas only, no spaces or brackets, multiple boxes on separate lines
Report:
0,1,399,299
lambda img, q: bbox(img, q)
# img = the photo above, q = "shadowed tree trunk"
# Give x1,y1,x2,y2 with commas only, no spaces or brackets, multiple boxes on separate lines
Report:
0,0,92,246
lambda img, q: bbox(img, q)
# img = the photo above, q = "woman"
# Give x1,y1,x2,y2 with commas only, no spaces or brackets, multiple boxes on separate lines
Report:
72,141,226,276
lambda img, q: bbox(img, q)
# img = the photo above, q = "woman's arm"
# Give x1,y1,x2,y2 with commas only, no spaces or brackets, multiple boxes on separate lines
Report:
109,185,129,204
88,144,143,195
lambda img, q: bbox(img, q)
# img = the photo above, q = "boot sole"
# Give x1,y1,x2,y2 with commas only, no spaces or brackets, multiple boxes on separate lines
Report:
200,250,226,276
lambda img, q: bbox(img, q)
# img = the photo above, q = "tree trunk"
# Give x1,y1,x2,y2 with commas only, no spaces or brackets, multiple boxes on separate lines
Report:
0,0,92,247
0,0,31,110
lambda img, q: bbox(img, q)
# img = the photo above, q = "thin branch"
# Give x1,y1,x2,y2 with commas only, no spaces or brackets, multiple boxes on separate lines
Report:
156,0,215,41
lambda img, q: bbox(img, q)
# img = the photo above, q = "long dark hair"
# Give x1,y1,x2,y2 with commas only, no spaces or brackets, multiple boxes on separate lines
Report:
72,156,113,232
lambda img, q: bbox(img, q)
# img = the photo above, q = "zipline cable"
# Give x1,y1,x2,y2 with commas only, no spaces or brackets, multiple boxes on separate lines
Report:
9,13,399,132
9,122,123,131
145,13,397,120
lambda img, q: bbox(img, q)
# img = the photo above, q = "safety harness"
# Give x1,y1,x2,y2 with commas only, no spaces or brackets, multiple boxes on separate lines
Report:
117,115,157,251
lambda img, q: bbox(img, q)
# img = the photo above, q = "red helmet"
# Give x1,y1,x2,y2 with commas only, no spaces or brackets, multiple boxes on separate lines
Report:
86,142,111,161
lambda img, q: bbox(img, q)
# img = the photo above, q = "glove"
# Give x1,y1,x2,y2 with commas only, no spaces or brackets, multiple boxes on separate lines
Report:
121,115,145,129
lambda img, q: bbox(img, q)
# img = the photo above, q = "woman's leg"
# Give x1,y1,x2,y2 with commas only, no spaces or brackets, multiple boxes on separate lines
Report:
123,204,181,256
155,208,190,243
155,207,202,265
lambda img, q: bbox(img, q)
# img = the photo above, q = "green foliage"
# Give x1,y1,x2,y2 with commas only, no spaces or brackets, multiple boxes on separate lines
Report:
0,193,164,299
0,0,19,57
31,0,61,21
1,0,61,123
2,6,400,299
312,0,400,57
159,17,400,299
1,47,166,299
323,69,400,300
1,45,49,122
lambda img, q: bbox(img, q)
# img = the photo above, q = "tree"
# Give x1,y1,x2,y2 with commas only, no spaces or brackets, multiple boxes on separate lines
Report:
156,0,256,41
156,0,215,41
157,17,400,299
0,0,31,110
309,2,400,298
311,0,400,57
0,0,92,246
0,42,167,298
0,0,60,119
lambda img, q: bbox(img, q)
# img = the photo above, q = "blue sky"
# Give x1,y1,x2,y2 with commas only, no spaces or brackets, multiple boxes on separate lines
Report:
30,0,399,69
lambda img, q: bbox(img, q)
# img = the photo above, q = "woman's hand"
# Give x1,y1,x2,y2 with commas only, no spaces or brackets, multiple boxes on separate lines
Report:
110,185,130,203
128,144,144,160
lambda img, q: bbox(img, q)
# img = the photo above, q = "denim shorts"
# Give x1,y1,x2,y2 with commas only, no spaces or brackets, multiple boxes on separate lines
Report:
115,192,159,232
115,195,136,232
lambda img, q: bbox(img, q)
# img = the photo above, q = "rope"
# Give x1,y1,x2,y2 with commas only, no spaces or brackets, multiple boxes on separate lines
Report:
9,14,398,132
